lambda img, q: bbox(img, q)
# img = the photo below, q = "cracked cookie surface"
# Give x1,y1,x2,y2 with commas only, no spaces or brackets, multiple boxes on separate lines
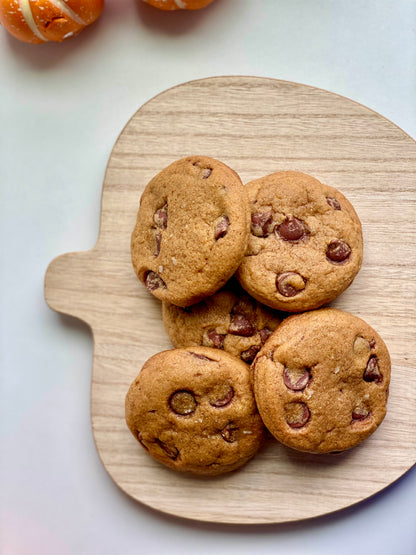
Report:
236,171,363,312
252,308,391,454
131,156,250,307
125,346,264,475
162,283,283,364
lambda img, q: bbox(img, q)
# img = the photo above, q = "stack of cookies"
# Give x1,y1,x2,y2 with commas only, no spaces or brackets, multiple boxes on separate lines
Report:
125,156,391,476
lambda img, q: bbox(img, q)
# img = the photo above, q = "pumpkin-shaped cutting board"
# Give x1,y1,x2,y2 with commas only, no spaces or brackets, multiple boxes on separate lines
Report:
44,76,416,524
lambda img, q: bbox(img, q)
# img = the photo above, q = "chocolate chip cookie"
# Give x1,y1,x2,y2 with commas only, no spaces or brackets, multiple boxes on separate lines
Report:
162,282,283,364
131,156,250,307
252,308,390,454
125,346,265,475
236,171,363,312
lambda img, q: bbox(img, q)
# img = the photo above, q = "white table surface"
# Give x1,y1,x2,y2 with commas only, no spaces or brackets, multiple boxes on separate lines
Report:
1,1,415,554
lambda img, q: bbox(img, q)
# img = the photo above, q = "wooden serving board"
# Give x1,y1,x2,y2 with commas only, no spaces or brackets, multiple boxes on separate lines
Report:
44,76,416,524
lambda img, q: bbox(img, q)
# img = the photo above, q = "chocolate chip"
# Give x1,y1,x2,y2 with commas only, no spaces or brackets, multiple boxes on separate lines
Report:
276,215,308,242
326,197,341,210
251,211,275,237
203,330,225,349
369,339,376,349
240,344,261,363
363,356,382,383
220,422,238,443
259,327,272,344
201,168,212,179
189,352,216,361
169,390,197,415
136,431,149,451
228,313,254,336
276,272,306,297
145,271,166,291
231,296,256,317
283,367,311,391
352,406,371,421
154,231,162,256
210,386,234,408
153,203,168,229
285,402,310,429
155,439,179,460
326,240,351,263
214,215,230,240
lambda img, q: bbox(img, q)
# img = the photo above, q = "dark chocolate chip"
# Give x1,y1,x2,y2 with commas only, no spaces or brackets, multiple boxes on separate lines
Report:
326,197,341,210
220,422,238,443
228,313,255,336
210,386,234,408
276,272,306,297
201,168,212,179
214,215,230,240
145,271,166,291
169,390,197,416
276,215,308,242
363,356,382,383
285,402,310,429
155,439,179,460
240,344,261,363
283,367,311,391
251,211,275,237
326,240,351,263
189,352,216,361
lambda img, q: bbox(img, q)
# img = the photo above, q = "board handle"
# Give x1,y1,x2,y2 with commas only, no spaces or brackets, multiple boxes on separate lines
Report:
44,250,98,325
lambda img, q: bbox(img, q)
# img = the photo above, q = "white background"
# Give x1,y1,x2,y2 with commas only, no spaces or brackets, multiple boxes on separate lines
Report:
1,1,415,554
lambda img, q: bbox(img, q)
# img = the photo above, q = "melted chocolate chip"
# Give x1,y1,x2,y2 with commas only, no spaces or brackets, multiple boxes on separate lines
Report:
154,231,162,256
155,439,179,460
326,240,351,263
283,367,311,391
240,344,261,363
285,402,310,429
154,203,168,229
145,271,166,291
363,356,382,383
326,197,341,210
214,215,230,240
251,211,275,237
220,422,238,443
259,327,272,344
228,313,254,336
276,272,306,297
169,390,197,416
276,215,308,242
352,406,371,421
136,431,149,451
209,386,234,408
204,330,225,349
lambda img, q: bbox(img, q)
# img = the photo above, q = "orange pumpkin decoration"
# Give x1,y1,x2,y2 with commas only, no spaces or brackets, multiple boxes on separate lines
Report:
143,0,215,11
0,0,104,44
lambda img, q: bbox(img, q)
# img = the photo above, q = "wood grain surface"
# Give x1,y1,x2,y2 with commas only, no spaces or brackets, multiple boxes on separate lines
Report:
44,76,416,524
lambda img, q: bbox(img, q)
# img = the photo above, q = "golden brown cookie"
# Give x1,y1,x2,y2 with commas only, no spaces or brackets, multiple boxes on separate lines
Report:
131,156,250,307
162,282,284,364
252,308,390,454
236,171,363,312
125,346,265,475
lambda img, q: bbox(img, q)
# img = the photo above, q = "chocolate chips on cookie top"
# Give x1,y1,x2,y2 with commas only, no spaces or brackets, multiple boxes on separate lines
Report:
237,171,363,312
125,347,264,475
131,156,250,307
252,308,391,454
162,285,282,364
